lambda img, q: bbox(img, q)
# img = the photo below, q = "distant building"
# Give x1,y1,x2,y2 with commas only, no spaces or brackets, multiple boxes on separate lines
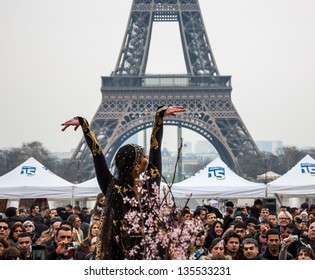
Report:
256,141,283,154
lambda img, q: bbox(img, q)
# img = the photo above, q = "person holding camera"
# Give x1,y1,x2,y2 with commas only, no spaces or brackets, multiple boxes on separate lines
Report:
46,227,85,260
292,214,309,239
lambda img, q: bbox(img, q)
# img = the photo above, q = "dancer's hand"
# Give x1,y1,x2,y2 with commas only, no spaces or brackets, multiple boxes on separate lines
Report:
61,118,80,131
164,106,185,117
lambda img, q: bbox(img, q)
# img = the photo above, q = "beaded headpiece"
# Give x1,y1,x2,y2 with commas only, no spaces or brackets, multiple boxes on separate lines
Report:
112,144,145,180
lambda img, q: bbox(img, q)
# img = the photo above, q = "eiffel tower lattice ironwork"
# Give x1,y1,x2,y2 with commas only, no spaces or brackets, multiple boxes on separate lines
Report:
72,0,260,181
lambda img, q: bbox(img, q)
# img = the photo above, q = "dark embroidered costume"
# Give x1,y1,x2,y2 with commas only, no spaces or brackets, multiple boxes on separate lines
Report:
77,106,167,259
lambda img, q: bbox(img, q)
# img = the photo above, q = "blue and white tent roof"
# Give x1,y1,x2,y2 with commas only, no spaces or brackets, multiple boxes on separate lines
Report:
0,157,74,199
171,157,266,198
267,154,315,197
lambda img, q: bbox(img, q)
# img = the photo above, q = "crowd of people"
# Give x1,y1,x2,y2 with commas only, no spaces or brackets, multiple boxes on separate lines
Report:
0,199,315,260
0,200,104,260
181,200,315,260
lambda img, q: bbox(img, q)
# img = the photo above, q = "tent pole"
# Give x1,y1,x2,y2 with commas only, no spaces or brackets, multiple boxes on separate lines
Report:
71,185,75,206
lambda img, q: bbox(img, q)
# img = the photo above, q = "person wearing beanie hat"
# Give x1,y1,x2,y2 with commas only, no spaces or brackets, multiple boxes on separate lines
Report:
234,211,244,221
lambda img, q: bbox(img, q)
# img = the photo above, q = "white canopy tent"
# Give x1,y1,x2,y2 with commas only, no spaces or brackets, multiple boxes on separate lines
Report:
171,158,266,198
267,154,315,197
0,157,74,199
74,177,101,199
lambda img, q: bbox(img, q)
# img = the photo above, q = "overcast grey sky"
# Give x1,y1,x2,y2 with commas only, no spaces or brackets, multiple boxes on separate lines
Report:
0,0,314,153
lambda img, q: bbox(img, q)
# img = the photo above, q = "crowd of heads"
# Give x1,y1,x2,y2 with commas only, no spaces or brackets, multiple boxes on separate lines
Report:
0,197,315,260
0,196,103,260
172,199,315,260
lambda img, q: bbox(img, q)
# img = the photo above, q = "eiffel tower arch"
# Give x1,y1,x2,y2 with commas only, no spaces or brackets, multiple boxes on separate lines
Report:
72,0,260,181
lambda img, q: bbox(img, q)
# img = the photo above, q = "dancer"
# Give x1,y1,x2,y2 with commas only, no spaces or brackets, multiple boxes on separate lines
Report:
62,105,185,259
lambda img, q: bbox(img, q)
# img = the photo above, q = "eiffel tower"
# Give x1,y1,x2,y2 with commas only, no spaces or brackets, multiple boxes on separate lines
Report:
72,0,260,181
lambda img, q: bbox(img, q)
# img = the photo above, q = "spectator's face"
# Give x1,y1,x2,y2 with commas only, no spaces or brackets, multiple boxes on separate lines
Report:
99,197,105,205
0,222,9,239
247,223,257,236
267,234,280,252
13,226,23,240
308,213,315,220
243,243,259,260
33,206,40,214
292,209,300,217
241,207,248,215
206,213,216,225
55,229,73,244
260,209,269,219
225,237,240,254
211,241,225,259
283,227,294,238
50,209,57,217
260,223,271,235
52,222,61,237
19,211,26,218
214,223,223,236
235,215,243,221
91,224,99,237
24,224,34,233
297,249,313,260
195,232,205,246
308,222,315,241
199,210,206,220
17,236,31,253
235,227,246,240
268,214,278,227
74,217,81,229
278,214,291,227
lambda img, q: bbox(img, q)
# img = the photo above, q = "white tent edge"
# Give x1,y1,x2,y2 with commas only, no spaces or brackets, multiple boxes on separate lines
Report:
0,157,75,202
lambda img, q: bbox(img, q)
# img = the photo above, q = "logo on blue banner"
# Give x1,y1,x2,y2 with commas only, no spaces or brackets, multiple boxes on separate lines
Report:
208,166,226,180
21,166,36,176
301,163,315,176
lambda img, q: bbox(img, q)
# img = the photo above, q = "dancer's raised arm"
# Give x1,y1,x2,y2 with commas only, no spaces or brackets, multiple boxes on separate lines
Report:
61,117,112,195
